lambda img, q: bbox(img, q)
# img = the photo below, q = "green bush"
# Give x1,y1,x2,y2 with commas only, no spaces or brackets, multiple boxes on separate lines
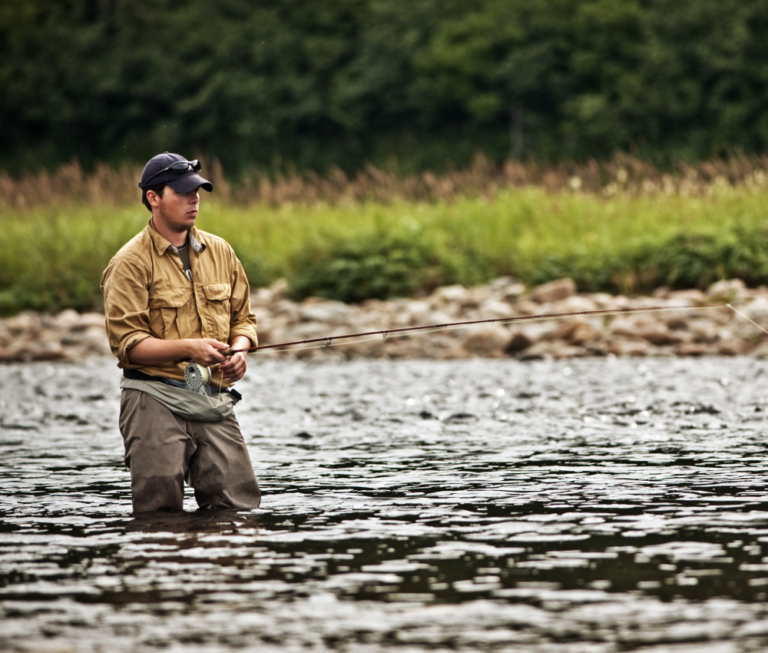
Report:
517,227,768,295
288,231,490,303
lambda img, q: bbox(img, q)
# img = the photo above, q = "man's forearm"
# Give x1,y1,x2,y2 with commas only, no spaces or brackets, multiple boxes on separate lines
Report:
127,337,195,366
127,335,251,367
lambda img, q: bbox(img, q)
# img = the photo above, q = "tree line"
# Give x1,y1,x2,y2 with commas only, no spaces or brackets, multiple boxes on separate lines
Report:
2,0,768,175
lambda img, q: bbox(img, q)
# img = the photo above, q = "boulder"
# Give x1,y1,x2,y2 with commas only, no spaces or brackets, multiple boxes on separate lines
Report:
462,326,510,356
6,311,41,335
488,277,526,300
675,343,707,356
744,298,768,328
637,324,682,346
605,340,650,357
78,326,112,356
553,295,597,313
505,332,534,354
76,312,107,330
299,299,351,324
478,299,514,320
666,317,689,331
54,309,81,330
531,278,577,303
547,320,600,345
666,289,707,305
717,339,747,356
33,339,68,361
434,284,469,304
751,340,768,358
519,340,586,360
609,317,651,339
707,278,749,303
250,287,274,307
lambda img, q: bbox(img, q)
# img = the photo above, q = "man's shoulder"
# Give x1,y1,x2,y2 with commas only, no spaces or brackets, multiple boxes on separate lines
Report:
100,228,153,290
102,229,153,283
197,229,235,255
112,227,153,263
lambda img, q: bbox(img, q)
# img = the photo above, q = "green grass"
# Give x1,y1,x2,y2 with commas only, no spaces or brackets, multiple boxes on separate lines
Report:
2,185,768,315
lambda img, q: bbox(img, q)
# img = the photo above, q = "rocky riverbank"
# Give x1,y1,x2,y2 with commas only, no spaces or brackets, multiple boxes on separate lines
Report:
3,277,768,363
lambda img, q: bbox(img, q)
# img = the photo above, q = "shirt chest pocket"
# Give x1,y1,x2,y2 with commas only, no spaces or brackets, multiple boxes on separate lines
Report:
201,283,231,341
149,287,193,339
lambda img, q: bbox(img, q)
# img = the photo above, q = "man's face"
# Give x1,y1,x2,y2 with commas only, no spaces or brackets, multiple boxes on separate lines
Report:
149,185,200,234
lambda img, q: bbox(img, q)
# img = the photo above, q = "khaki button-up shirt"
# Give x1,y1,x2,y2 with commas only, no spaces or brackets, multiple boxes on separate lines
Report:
100,220,258,385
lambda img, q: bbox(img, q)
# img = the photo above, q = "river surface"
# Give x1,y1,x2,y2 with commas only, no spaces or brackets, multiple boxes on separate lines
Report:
3,357,768,652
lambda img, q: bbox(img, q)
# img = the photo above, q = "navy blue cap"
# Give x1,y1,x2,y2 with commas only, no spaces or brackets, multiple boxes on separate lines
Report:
138,152,213,193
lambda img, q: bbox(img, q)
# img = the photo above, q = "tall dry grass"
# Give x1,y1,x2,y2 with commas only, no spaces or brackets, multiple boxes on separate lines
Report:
2,153,768,211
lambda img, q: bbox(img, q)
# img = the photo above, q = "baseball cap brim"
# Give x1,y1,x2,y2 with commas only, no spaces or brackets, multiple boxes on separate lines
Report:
166,173,214,194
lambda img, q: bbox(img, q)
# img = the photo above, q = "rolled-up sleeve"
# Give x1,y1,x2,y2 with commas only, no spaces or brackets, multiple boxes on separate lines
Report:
228,251,258,348
100,256,153,367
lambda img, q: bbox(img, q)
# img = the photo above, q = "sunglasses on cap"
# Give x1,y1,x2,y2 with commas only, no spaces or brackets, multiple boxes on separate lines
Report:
143,159,202,186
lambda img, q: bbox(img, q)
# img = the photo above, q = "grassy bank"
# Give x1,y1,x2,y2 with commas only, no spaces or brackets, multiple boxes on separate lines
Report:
2,180,768,315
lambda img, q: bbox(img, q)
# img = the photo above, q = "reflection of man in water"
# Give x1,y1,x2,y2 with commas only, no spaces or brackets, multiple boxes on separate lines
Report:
100,153,261,513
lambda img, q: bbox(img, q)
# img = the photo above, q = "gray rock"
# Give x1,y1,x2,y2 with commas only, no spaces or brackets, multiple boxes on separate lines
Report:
667,289,707,305
605,340,650,357
531,278,577,303
637,325,682,346
707,278,749,303
299,299,351,324
505,332,534,354
462,326,510,356
434,284,469,304
54,309,81,330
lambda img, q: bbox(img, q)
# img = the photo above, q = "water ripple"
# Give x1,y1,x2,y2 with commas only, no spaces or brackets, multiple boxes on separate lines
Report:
2,357,768,651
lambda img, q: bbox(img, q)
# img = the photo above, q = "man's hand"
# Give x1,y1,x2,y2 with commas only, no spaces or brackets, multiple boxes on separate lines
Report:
220,335,251,383
187,338,230,366
220,352,246,383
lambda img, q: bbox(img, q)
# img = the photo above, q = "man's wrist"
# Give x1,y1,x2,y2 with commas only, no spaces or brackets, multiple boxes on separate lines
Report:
229,335,252,352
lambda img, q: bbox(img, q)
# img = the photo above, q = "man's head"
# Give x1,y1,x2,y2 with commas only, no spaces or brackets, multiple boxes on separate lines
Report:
139,152,213,213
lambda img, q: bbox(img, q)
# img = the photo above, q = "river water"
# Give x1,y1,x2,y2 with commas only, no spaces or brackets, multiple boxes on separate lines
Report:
2,356,768,652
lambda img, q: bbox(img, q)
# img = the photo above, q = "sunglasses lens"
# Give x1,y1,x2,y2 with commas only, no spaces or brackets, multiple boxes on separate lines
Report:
190,159,201,172
169,161,191,173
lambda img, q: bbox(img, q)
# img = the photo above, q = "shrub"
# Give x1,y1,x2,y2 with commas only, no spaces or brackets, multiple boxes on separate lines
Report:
288,231,490,303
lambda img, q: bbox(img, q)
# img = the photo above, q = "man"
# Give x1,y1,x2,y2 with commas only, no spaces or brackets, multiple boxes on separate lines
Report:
101,152,261,513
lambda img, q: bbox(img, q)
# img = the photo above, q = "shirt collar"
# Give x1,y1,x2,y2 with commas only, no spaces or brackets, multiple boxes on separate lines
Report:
147,219,206,256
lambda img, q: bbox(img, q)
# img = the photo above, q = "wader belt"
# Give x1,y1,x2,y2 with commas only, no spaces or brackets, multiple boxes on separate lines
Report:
123,369,242,402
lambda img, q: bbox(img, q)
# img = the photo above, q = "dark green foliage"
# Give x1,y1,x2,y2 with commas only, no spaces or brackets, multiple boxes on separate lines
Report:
288,232,489,304
3,0,768,173
289,234,445,304
289,226,768,304
518,228,768,296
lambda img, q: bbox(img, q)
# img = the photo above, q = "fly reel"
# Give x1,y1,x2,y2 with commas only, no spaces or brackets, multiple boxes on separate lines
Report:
184,362,212,393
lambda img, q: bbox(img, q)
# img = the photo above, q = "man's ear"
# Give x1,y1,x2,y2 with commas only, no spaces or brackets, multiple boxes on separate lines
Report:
146,190,161,207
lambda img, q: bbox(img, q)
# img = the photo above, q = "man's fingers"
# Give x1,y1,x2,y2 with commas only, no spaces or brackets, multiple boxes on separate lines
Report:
208,345,228,363
220,353,246,382
220,357,238,371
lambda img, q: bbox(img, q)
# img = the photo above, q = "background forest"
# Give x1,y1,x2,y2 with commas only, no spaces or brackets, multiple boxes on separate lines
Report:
3,0,768,175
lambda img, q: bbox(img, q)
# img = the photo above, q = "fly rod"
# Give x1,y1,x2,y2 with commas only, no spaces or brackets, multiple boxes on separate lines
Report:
222,303,738,356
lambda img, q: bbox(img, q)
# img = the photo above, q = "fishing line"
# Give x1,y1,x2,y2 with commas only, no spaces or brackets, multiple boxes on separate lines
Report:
726,303,768,337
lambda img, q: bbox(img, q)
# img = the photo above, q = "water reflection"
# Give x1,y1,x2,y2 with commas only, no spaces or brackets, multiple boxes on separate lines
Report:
2,357,768,651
